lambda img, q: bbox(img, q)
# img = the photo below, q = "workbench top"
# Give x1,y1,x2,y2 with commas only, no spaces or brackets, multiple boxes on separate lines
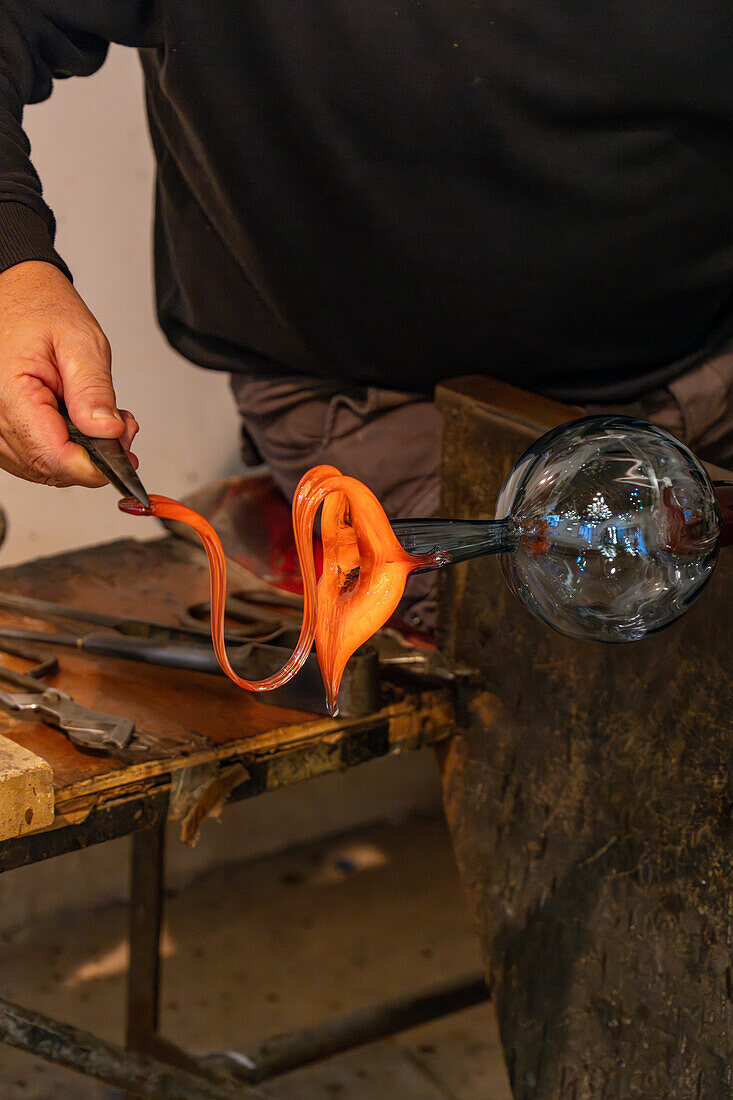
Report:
0,535,452,854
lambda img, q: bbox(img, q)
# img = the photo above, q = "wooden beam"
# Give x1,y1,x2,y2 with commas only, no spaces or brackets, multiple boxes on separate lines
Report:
0,735,53,841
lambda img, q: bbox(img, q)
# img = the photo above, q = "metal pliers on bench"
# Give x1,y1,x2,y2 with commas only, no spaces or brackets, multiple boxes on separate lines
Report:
0,639,135,756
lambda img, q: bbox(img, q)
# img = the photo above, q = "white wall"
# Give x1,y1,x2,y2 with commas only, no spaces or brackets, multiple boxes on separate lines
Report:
2,46,240,564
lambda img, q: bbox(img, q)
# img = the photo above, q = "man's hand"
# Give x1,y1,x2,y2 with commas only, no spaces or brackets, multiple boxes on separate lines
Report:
0,260,139,487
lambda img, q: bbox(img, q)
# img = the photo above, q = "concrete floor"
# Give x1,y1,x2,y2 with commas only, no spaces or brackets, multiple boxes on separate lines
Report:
0,813,511,1099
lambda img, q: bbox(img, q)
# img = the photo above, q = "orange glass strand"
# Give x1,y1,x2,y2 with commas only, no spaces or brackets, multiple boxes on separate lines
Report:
118,491,320,692
119,467,443,714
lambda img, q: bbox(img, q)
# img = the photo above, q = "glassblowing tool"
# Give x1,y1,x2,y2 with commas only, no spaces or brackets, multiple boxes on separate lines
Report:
58,400,150,509
0,594,379,716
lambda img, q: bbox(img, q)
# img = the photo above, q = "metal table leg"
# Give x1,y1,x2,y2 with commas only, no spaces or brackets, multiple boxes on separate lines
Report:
125,819,230,1093
0,994,244,1099
127,819,165,1053
123,816,490,1091
0,807,489,1095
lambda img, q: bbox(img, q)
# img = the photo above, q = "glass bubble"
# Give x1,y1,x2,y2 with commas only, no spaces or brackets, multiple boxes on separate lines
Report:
495,416,721,642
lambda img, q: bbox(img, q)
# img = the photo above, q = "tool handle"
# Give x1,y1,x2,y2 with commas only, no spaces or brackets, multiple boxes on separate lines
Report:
79,632,225,674
58,399,150,507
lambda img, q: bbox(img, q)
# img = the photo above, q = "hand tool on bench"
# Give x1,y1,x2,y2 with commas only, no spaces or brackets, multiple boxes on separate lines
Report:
0,593,304,677
0,594,378,716
0,592,288,644
0,640,134,755
0,590,455,684
58,399,151,508
0,587,471,698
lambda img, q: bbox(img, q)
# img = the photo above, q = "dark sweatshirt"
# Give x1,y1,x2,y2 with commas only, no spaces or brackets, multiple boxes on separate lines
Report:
1,1,733,402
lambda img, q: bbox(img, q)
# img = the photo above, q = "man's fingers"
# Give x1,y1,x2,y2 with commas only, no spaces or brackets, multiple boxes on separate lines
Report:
0,395,107,488
57,328,124,440
36,400,110,488
117,409,140,453
58,442,111,488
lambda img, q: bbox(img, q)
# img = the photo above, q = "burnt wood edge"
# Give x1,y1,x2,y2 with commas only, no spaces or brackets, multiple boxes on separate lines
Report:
436,376,584,433
0,697,455,873
0,788,170,873
39,692,453,812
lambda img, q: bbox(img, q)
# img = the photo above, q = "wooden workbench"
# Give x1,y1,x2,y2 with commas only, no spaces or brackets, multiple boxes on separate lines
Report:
0,534,453,861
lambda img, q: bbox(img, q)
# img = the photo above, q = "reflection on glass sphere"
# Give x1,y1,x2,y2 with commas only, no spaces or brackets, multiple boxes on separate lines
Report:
495,416,721,642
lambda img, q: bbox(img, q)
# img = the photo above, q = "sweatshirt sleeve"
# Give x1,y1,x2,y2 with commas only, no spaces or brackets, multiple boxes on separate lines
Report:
0,1,161,280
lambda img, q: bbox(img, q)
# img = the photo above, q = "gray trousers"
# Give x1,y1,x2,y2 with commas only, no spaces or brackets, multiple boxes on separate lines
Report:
230,352,733,630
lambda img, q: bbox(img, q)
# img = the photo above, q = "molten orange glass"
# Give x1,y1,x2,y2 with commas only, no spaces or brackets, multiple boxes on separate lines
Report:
298,466,445,713
119,466,443,715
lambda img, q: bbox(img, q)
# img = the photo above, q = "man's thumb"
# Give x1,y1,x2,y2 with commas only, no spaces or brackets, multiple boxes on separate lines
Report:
57,328,124,438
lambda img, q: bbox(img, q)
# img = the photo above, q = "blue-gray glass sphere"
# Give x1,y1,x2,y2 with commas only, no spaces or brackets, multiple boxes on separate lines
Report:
495,416,721,642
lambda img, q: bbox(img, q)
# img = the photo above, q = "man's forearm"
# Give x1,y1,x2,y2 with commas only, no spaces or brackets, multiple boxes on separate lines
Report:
0,0,162,277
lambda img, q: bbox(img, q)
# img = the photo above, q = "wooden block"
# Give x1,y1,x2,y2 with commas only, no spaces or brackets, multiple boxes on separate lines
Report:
438,377,733,1097
0,736,54,841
